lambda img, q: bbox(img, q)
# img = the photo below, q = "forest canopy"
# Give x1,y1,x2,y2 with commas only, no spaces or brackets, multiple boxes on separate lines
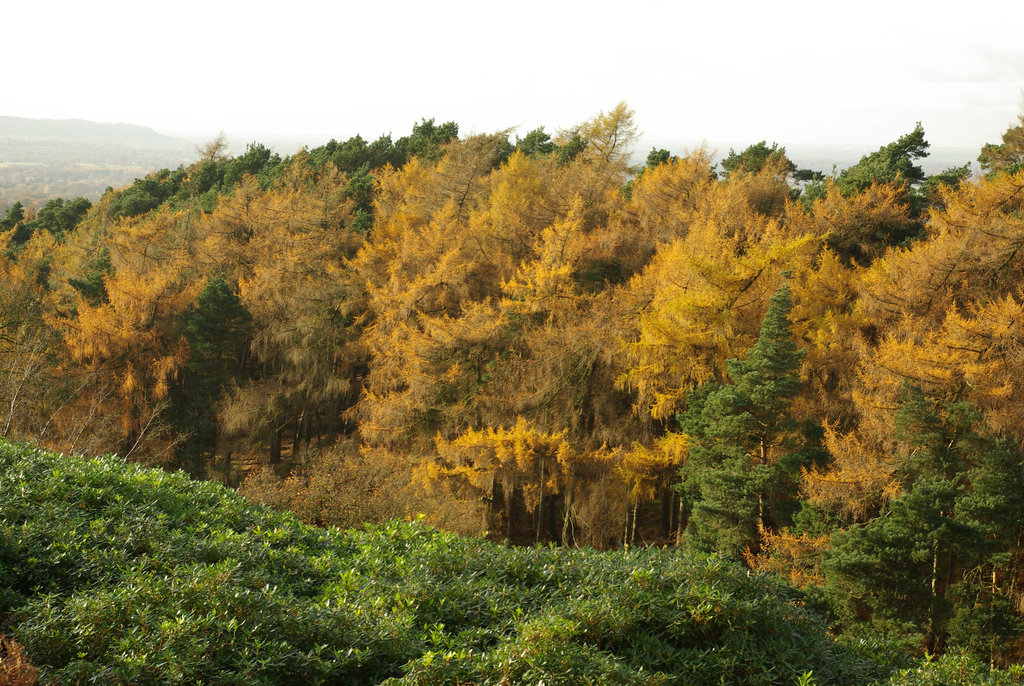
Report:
4,102,1024,667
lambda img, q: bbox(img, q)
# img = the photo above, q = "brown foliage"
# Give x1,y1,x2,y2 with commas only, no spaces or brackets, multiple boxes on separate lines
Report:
0,635,37,686
239,441,480,535
747,530,830,588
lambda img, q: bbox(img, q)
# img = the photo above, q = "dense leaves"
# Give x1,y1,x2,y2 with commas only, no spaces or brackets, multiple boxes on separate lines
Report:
5,105,1024,672
678,285,806,559
1,440,905,685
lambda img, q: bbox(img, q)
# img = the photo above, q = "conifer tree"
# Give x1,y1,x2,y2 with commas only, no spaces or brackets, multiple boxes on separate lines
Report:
168,274,252,474
677,283,805,559
823,387,1003,654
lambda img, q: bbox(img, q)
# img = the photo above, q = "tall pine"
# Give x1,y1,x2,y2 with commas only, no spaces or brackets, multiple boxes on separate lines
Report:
824,386,1024,658
168,274,253,475
677,283,805,559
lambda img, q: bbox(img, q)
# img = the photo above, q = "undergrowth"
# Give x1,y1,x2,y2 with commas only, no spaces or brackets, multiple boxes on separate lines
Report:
1,440,1020,685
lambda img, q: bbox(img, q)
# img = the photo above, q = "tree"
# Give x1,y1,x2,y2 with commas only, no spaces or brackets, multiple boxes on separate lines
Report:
677,284,806,559
836,123,930,195
619,171,815,420
978,109,1024,177
949,436,1024,665
67,247,113,306
622,148,675,200
108,168,182,219
432,418,628,546
577,101,639,166
395,118,459,163
167,274,253,474
220,142,282,190
821,387,1024,659
0,202,26,249
0,197,94,255
214,161,363,464
196,132,229,162
515,127,555,157
800,180,918,265
720,141,796,179
0,232,61,440
645,148,672,168
555,133,587,165
0,202,24,233
921,163,972,209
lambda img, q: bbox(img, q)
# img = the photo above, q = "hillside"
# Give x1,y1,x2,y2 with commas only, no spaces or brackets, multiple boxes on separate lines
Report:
0,440,888,684
3,440,1020,684
0,116,183,145
3,104,1024,670
0,116,198,209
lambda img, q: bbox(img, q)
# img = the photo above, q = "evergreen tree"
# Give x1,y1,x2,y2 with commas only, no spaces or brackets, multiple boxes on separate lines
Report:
719,141,796,178
677,284,805,559
978,109,1024,177
67,247,113,306
623,147,676,199
836,123,930,195
515,127,556,157
0,201,24,233
823,387,1023,656
949,436,1024,664
168,275,253,475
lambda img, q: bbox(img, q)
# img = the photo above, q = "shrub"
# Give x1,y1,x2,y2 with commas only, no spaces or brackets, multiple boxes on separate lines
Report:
2,439,1016,684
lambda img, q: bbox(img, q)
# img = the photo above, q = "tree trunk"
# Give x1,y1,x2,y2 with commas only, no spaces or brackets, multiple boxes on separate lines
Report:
630,501,639,547
3,336,44,437
562,489,574,547
676,497,685,546
660,488,672,533
325,398,339,443
535,457,545,544
547,495,560,543
623,505,631,550
992,566,999,669
928,542,940,653
292,414,304,456
269,429,282,464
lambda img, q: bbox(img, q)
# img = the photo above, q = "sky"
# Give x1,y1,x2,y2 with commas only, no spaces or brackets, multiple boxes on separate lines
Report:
4,0,1024,152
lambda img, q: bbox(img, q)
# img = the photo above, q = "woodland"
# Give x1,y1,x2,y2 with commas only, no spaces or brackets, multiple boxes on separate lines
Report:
4,102,1024,676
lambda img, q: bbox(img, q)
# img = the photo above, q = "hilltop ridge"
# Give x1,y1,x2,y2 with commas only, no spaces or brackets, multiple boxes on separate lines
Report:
0,115,183,145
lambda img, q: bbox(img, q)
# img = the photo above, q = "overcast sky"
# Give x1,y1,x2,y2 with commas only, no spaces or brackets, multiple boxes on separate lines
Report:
4,0,1023,151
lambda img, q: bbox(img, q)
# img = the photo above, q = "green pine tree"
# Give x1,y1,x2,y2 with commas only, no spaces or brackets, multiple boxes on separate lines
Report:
949,436,1024,664
677,284,805,559
168,274,253,475
823,387,1007,655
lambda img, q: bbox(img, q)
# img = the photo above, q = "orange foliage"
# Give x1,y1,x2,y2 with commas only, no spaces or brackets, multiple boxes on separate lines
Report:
0,634,38,686
619,208,816,420
748,530,830,588
801,422,899,519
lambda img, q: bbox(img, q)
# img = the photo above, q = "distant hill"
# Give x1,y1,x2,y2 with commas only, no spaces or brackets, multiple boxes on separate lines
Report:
0,115,183,146
0,116,199,209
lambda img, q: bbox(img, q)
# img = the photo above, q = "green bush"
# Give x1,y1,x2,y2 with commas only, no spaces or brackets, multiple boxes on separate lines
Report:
0,440,1016,685
881,652,1024,685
